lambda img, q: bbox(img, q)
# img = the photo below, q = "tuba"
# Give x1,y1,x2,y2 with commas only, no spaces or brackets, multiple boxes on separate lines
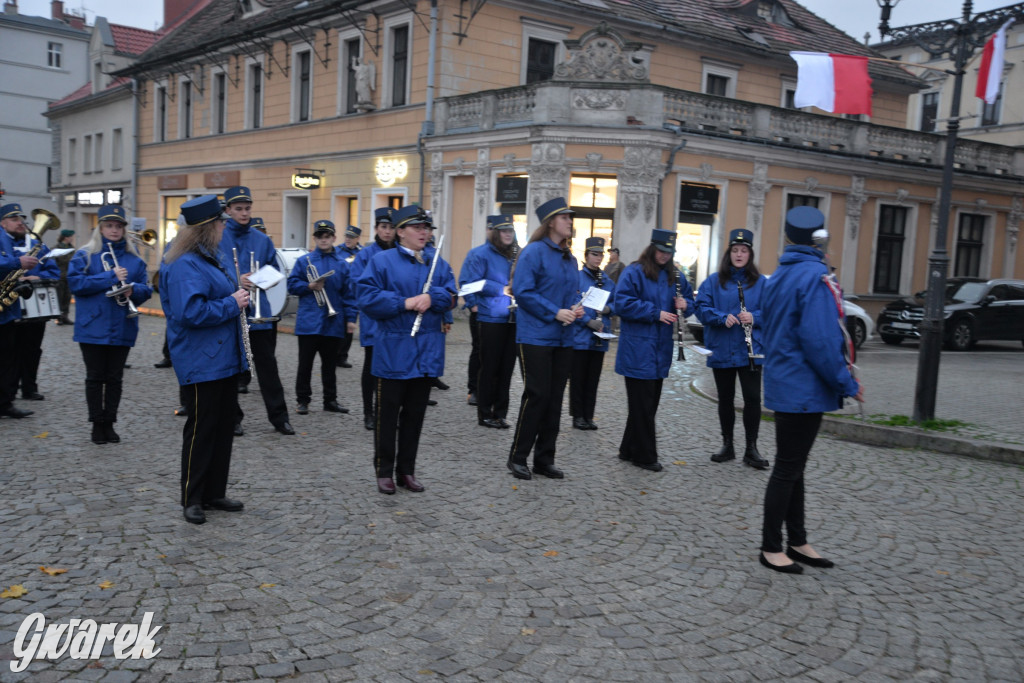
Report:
0,209,60,312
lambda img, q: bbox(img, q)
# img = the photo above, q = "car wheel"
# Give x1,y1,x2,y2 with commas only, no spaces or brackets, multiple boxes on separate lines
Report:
946,319,974,351
850,319,867,349
881,334,903,345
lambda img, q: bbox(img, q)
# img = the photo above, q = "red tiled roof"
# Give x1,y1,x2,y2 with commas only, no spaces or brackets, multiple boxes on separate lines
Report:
49,77,132,109
110,23,160,56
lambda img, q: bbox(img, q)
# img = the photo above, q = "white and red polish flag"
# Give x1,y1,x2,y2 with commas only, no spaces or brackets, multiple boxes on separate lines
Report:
976,20,1014,104
790,52,873,115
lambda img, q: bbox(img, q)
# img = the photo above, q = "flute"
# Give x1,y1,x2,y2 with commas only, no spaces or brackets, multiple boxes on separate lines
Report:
232,248,255,377
411,233,445,337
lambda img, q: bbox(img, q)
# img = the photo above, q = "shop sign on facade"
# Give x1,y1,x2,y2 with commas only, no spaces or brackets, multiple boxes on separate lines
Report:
292,172,323,189
375,158,408,187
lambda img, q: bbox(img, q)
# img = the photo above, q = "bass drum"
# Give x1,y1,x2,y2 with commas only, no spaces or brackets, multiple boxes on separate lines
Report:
268,248,307,319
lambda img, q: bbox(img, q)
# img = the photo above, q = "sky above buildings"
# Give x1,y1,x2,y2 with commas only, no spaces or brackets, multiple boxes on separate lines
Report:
16,0,1016,44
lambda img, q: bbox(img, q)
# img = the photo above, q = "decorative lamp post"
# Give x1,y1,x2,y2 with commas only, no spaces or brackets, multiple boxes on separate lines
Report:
876,0,1023,422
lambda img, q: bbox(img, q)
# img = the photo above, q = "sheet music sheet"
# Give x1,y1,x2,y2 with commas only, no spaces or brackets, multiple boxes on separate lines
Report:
580,287,610,311
457,280,486,297
249,264,285,291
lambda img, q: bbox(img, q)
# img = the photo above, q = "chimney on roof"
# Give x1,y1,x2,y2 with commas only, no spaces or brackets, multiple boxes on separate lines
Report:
4,1,18,16
67,12,84,29
51,0,64,20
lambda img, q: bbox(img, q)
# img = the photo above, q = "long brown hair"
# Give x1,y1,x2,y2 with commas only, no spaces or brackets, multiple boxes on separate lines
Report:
488,228,517,259
717,244,761,288
510,215,568,288
634,244,678,284
164,222,221,264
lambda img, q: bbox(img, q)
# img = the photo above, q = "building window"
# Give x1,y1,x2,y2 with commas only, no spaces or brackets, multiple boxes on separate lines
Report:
981,90,1002,126
701,60,739,98
83,135,93,173
163,195,189,245
213,72,227,134
787,194,820,210
920,91,939,132
248,63,263,129
781,79,797,108
390,24,409,107
94,133,103,172
156,85,167,142
47,42,62,68
295,50,312,122
68,138,77,175
706,74,729,96
111,129,122,170
954,213,985,277
343,37,360,114
180,81,193,139
568,175,617,265
873,205,906,294
526,38,557,83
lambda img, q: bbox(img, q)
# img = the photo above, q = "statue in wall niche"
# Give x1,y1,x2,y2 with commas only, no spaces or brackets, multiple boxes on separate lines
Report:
352,57,376,112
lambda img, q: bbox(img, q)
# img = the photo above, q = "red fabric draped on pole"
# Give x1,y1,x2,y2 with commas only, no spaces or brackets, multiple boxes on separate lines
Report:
790,52,873,116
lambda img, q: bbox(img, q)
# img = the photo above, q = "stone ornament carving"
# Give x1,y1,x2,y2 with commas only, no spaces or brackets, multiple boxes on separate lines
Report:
586,153,603,172
475,149,490,214
804,177,819,192
846,176,866,240
896,188,909,204
503,153,516,173
619,146,661,222
454,157,465,174
699,163,713,182
1008,195,1022,250
572,90,626,110
530,142,568,209
554,22,649,83
747,161,771,235
352,57,376,112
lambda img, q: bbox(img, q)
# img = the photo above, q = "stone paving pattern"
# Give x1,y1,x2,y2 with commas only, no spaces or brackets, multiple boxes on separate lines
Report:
1,311,1022,681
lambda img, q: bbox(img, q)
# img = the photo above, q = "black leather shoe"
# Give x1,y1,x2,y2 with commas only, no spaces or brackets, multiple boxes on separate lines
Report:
203,497,244,512
466,393,477,406
154,358,173,368
478,417,504,429
532,465,564,479
337,360,352,368
123,363,132,369
759,553,803,574
324,401,349,413
91,422,107,444
710,439,735,463
296,403,309,415
233,423,244,436
377,477,396,494
787,547,835,568
183,504,206,525
364,415,374,431
103,422,120,444
432,378,449,391
572,417,590,430
396,474,425,492
426,398,438,406
21,392,44,401
632,461,663,472
743,443,770,470
1,406,33,418
495,418,511,429
508,462,532,480
586,419,599,430
237,385,249,394
618,450,632,462
275,422,296,435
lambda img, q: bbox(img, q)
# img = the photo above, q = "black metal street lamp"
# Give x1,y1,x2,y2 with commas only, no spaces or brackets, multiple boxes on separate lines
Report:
877,0,1024,422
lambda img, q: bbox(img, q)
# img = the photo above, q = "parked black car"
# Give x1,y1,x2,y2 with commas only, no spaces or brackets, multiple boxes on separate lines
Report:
876,278,1024,350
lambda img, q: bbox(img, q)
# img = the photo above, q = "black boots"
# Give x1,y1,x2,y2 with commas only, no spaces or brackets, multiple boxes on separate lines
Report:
91,421,121,445
710,437,735,462
743,441,769,469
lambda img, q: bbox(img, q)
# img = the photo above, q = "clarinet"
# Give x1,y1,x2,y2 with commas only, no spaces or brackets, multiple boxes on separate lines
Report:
411,233,445,337
675,271,686,361
591,268,605,347
505,242,519,323
232,248,256,377
737,280,764,371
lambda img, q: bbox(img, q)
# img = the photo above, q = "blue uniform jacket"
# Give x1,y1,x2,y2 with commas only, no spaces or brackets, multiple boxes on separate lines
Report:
613,264,695,380
0,233,61,322
0,231,22,324
68,240,151,347
287,249,356,337
761,246,859,413
357,247,456,379
695,269,767,369
217,219,278,331
12,235,61,280
512,237,579,347
572,266,615,352
337,244,360,260
349,241,392,346
459,241,514,323
160,248,249,385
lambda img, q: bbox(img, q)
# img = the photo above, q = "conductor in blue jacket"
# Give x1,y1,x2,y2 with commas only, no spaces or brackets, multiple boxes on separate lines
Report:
613,229,694,471
69,204,152,445
758,206,864,574
161,195,251,525
695,228,770,469
358,205,456,495
569,236,614,431
287,219,356,415
507,197,583,481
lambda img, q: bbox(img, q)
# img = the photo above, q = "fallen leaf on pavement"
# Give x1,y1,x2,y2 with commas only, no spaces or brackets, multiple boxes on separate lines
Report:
1,585,28,599
259,583,276,589
33,432,48,438
39,567,67,576
98,581,114,589
542,550,558,557
521,628,536,635
672,460,686,465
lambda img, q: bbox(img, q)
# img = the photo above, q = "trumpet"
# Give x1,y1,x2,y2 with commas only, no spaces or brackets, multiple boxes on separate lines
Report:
0,208,59,311
247,253,280,324
101,244,140,318
306,262,337,317
127,227,158,249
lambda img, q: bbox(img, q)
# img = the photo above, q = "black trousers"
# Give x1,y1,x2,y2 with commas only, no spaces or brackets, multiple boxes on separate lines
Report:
337,330,354,364
79,343,131,423
508,344,572,468
467,310,480,394
569,348,605,422
296,334,339,404
0,321,17,408
476,321,517,421
361,345,376,418
13,321,46,395
712,366,762,443
239,327,288,427
57,276,71,318
620,377,664,466
374,376,432,478
181,375,239,507
761,411,823,553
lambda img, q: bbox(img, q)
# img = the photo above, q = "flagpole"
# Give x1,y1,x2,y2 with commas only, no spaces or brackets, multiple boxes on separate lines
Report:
878,0,1024,422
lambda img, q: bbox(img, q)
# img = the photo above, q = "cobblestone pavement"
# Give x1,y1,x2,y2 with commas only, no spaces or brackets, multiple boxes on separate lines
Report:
1,311,1022,681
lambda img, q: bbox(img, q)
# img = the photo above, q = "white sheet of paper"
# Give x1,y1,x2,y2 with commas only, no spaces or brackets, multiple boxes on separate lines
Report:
249,264,284,291
457,279,486,297
592,331,617,340
690,345,713,356
580,286,610,311
40,248,75,260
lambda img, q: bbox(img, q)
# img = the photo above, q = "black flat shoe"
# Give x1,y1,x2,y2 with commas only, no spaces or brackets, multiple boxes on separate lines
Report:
275,422,296,435
632,461,663,472
432,378,449,390
337,361,352,368
183,505,206,524
426,398,438,406
103,422,120,444
495,418,511,429
323,401,349,413
237,385,249,394
572,417,589,430
508,461,532,480
21,392,45,401
531,465,564,479
233,423,244,436
91,423,107,445
0,406,33,418
466,393,477,406
586,420,599,430
759,553,803,574
203,497,244,512
154,358,173,368
478,417,504,429
787,547,835,568
364,416,374,431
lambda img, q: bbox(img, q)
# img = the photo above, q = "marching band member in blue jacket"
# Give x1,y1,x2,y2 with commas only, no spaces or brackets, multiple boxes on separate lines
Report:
358,205,456,495
695,228,770,470
335,224,362,368
287,219,356,415
758,207,864,574
69,205,152,445
507,197,583,481
350,207,396,430
161,195,251,525
613,229,694,472
569,236,615,431
0,203,41,418
217,186,292,436
3,206,59,402
460,215,518,429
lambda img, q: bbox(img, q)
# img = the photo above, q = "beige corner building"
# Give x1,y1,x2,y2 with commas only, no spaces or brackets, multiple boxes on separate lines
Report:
116,0,1024,318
